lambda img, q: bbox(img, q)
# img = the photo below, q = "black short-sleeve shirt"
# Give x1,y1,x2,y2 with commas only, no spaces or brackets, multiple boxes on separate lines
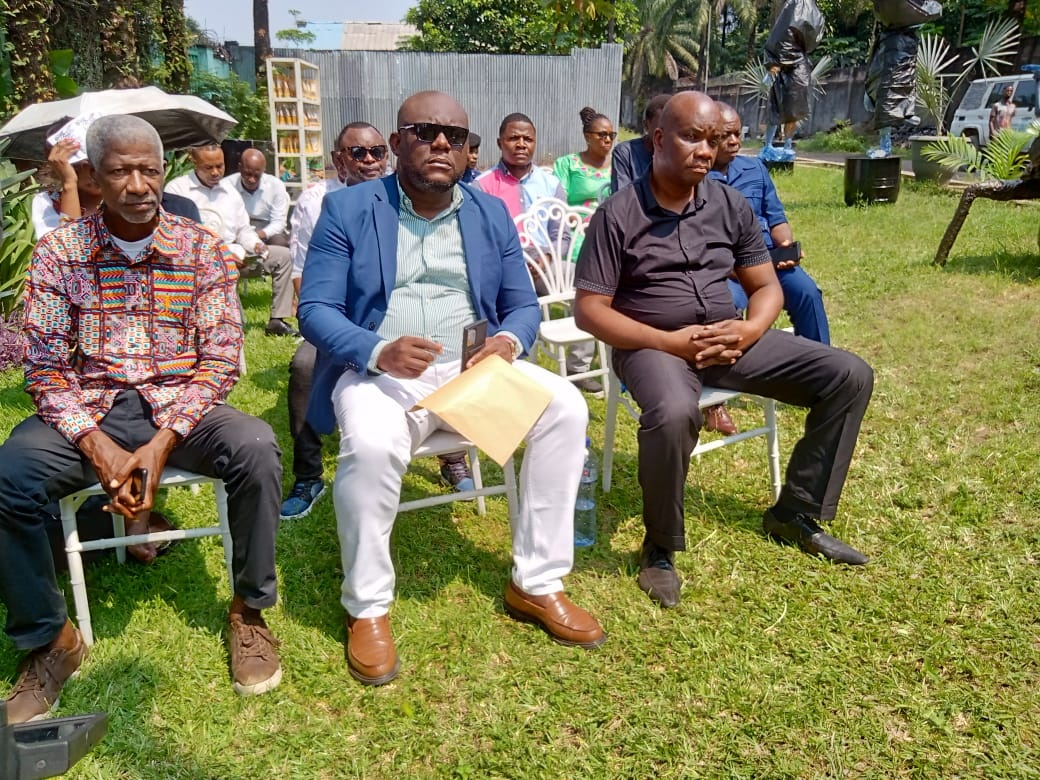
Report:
575,171,771,330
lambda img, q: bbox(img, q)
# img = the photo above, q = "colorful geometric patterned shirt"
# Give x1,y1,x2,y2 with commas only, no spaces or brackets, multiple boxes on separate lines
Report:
23,208,243,444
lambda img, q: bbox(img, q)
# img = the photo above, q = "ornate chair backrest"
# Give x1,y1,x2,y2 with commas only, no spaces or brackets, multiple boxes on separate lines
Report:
513,197,595,306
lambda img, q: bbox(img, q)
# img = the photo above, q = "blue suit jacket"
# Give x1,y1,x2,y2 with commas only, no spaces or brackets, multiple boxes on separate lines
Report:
298,174,542,435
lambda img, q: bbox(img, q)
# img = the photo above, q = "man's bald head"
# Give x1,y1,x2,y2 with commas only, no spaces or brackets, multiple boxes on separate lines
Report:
653,91,722,191
391,90,470,198
396,90,468,128
240,148,266,167
657,91,721,137
714,101,744,168
715,101,740,125
237,148,267,193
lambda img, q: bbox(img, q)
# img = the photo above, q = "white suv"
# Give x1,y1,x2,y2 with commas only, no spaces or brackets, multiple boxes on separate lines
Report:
949,67,1038,147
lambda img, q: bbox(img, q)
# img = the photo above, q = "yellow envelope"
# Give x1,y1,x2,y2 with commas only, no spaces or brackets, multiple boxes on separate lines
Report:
415,355,553,466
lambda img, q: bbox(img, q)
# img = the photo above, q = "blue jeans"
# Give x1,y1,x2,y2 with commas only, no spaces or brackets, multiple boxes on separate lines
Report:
728,266,830,344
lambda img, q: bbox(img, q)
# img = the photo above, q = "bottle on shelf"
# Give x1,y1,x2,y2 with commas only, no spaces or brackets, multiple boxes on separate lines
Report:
574,437,597,547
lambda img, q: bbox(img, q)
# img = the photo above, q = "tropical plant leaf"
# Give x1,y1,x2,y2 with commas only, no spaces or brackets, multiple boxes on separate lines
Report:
981,128,1033,179
740,58,772,102
965,18,1021,78
922,135,984,177
811,55,833,99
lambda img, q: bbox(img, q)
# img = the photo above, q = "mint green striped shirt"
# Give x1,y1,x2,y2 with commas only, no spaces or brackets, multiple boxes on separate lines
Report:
368,184,477,370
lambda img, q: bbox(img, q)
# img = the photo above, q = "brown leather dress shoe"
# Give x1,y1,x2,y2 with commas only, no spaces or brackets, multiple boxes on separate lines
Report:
346,614,400,686
504,580,606,649
703,403,738,435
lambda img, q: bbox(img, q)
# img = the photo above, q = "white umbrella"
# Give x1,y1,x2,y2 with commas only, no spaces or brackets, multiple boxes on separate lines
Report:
0,86,238,161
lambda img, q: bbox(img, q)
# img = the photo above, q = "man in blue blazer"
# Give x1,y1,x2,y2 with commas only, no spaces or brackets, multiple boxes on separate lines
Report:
299,91,605,686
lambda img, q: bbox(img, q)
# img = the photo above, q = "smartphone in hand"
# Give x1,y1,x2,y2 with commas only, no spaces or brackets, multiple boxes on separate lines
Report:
461,319,488,371
130,468,149,504
769,241,801,265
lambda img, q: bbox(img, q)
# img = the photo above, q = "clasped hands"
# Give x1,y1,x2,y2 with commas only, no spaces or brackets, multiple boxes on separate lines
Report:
79,429,178,519
376,334,514,379
670,320,760,369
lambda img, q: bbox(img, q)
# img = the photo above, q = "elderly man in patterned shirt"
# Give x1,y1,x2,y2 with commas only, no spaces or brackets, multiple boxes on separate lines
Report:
0,115,283,724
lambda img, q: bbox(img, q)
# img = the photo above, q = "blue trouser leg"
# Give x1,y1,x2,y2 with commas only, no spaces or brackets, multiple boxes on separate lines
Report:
777,266,830,345
728,270,830,345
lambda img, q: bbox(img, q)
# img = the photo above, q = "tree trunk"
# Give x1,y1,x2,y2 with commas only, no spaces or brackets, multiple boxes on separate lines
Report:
5,0,57,107
99,0,140,87
253,0,272,81
1006,0,1026,26
160,0,192,93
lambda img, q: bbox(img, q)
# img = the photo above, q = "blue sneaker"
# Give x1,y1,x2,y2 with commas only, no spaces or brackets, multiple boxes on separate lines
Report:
280,478,326,520
439,453,475,492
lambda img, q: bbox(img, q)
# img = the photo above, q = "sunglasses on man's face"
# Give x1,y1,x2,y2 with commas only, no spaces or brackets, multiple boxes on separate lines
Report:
398,123,470,148
586,131,618,140
336,145,388,162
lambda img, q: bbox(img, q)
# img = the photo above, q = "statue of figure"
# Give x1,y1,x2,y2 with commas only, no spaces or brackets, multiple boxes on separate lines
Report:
761,0,826,162
933,134,1040,265
864,0,943,157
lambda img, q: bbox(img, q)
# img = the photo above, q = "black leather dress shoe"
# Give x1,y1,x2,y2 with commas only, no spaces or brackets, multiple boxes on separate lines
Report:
762,508,869,565
265,318,299,337
637,543,681,607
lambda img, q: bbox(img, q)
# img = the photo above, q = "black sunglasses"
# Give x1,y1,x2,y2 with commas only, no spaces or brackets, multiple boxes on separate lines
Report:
586,130,618,140
398,123,469,148
336,145,388,161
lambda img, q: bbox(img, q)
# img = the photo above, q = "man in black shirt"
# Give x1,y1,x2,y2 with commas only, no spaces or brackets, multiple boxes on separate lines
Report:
575,91,873,608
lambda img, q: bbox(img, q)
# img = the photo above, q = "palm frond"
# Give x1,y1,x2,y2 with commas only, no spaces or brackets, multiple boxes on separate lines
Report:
811,55,833,99
740,58,772,102
965,18,1021,78
922,135,984,177
916,33,959,82
981,128,1033,179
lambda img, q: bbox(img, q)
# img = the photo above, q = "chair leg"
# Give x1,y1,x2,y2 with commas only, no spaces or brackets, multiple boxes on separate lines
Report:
60,496,95,647
602,377,619,493
763,398,782,501
214,480,235,592
596,339,610,398
469,445,486,516
555,343,567,379
112,513,127,565
503,456,520,523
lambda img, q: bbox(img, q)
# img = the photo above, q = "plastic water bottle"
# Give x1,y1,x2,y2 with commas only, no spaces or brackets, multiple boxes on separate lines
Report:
574,437,597,547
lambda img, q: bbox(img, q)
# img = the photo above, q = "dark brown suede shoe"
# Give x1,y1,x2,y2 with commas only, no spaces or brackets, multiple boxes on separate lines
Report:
228,613,282,696
504,580,606,649
346,615,400,686
5,626,87,724
637,543,682,608
703,403,738,435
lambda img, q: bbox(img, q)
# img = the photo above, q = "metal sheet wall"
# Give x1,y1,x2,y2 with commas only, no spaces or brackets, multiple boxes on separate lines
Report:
271,46,623,170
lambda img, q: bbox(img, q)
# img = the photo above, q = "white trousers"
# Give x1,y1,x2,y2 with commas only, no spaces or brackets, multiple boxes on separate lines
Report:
331,359,588,618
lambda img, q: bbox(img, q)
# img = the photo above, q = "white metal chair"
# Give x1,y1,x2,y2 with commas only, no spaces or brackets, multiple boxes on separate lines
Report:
513,197,610,394
59,467,234,646
601,352,783,499
398,430,519,523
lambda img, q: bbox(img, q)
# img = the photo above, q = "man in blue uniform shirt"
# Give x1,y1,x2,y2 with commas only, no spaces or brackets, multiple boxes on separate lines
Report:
709,102,830,345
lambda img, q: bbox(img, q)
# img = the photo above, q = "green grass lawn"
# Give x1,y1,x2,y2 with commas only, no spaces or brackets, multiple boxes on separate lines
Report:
2,166,1040,778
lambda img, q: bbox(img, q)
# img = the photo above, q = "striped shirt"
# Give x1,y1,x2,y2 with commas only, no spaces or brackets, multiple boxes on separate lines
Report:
23,208,243,444
370,183,477,369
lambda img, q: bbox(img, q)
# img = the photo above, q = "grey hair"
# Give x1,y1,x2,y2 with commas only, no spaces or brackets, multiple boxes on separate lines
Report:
85,115,163,167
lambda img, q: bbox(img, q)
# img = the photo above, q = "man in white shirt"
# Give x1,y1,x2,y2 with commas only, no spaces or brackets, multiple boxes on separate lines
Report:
166,145,297,336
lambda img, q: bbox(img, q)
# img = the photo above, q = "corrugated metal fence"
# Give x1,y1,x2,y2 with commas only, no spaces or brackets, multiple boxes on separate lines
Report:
267,46,623,169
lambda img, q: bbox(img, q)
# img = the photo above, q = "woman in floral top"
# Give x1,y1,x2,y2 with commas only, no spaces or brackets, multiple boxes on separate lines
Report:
553,107,615,209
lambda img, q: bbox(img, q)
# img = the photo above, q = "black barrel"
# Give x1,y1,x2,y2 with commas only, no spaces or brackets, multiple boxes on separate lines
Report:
844,155,901,205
